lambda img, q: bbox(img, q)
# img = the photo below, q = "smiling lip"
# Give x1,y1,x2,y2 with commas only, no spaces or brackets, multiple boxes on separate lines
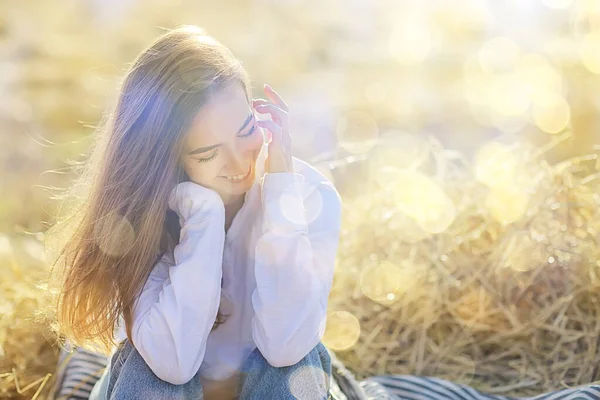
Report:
221,164,251,182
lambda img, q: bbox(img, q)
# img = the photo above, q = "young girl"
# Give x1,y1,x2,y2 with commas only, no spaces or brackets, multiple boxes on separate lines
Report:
48,25,342,400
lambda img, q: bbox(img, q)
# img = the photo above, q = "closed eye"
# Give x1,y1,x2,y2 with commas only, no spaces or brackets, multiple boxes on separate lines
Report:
196,150,218,163
239,122,256,138
196,122,256,163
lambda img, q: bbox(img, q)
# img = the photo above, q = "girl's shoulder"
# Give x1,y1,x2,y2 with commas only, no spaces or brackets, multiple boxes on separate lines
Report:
291,157,341,208
291,156,335,187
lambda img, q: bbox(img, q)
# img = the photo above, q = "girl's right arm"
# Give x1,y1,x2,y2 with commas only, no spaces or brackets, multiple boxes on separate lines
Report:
129,181,226,385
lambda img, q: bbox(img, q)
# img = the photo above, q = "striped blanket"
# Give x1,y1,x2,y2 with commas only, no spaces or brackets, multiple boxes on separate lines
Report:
52,344,600,400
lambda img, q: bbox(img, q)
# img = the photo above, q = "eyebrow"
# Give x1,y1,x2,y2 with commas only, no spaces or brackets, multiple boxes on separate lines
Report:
188,112,254,155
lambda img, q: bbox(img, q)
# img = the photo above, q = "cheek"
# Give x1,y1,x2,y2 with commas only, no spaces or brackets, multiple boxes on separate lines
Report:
250,129,266,148
237,132,264,155
184,160,219,182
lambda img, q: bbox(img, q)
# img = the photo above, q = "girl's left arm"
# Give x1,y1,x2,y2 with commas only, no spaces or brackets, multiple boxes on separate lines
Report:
251,170,342,367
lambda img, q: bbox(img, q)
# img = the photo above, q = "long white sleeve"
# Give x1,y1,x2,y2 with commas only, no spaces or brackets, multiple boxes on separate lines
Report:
130,210,225,385
251,170,342,367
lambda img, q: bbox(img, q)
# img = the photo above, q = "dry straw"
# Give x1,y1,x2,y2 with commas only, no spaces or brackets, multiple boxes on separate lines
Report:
0,235,59,399
1,132,599,399
320,131,600,397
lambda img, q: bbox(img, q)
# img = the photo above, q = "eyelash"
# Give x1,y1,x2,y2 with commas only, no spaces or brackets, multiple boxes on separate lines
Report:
196,123,257,163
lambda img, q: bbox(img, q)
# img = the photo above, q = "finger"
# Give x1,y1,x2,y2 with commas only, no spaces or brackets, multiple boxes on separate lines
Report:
264,85,289,112
252,98,270,107
256,119,282,143
256,119,281,134
255,104,287,127
254,103,286,115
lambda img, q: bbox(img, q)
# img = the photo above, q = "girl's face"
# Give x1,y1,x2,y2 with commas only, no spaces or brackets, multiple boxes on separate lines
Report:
181,82,264,202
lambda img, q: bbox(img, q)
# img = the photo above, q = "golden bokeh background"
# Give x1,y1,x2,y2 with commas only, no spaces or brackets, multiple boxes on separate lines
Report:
1,0,600,398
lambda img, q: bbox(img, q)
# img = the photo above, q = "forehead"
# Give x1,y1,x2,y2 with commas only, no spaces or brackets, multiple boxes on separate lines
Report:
185,83,250,146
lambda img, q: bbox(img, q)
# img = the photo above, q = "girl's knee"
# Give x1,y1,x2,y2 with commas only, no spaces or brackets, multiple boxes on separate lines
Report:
107,340,204,399
243,341,331,372
239,343,331,400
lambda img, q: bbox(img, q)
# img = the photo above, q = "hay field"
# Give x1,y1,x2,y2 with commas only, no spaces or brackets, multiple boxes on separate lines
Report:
1,1,600,398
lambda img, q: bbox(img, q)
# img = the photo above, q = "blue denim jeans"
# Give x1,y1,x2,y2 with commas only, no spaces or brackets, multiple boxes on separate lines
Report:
89,339,332,400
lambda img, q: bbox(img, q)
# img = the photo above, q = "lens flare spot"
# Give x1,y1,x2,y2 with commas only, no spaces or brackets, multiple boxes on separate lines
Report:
486,187,529,225
278,181,324,226
359,260,406,305
322,311,361,351
94,211,136,257
581,32,600,74
289,365,329,400
489,73,530,116
387,169,456,233
475,142,518,188
278,192,306,226
302,183,325,225
368,133,430,176
518,54,565,104
532,93,570,134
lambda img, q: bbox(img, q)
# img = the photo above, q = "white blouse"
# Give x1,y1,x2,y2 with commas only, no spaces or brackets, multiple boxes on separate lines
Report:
113,142,342,385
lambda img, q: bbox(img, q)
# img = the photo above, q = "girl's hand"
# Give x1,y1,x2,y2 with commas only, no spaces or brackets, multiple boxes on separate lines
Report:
168,181,225,223
252,84,293,174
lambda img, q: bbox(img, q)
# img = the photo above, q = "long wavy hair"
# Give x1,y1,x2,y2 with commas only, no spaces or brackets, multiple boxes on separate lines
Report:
44,25,251,355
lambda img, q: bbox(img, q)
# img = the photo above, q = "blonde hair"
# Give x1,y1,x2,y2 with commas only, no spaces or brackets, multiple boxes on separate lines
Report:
44,25,252,354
